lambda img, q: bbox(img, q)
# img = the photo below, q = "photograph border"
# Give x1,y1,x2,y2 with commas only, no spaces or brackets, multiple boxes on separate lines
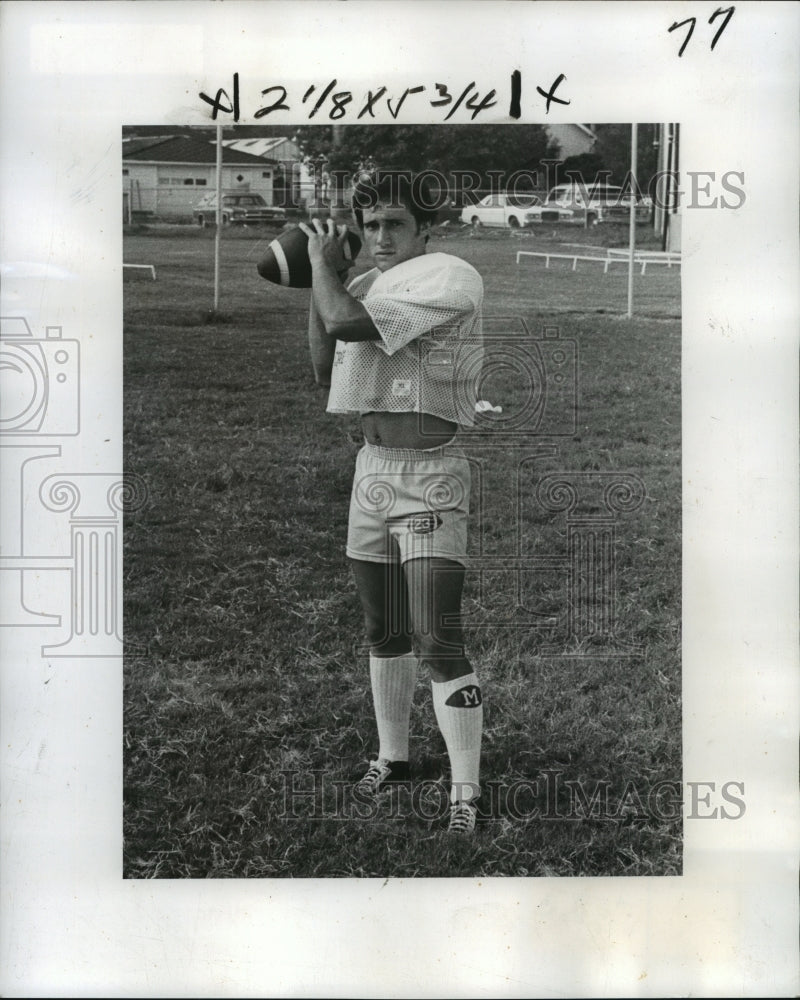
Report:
1,2,797,996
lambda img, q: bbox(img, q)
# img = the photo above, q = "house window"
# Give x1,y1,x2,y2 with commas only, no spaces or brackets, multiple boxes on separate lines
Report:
262,171,272,178
122,168,129,176
195,178,207,186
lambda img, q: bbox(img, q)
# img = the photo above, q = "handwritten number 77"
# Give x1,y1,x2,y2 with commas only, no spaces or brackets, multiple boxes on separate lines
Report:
669,6,735,57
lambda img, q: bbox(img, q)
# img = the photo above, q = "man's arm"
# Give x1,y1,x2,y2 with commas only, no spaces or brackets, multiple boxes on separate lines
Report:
299,220,381,343
307,295,336,386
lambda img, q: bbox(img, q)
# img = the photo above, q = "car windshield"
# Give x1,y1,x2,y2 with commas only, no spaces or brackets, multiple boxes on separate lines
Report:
475,193,541,207
222,195,265,206
508,193,541,207
549,185,625,202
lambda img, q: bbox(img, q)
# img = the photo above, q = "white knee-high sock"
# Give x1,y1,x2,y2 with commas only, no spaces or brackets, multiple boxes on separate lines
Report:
369,653,417,762
431,672,483,803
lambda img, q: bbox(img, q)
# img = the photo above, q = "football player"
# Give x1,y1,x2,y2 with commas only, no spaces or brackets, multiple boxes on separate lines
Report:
299,172,484,833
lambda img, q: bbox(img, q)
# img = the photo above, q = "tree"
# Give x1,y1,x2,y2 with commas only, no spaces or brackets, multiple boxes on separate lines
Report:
591,124,659,192
551,152,609,188
292,124,558,195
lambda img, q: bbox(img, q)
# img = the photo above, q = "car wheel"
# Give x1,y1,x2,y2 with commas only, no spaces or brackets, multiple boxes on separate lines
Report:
586,211,598,226
222,214,231,226
470,216,482,228
197,215,206,228
508,216,520,228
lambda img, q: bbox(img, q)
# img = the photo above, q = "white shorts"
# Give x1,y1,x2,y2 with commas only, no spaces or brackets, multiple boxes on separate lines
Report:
346,442,471,566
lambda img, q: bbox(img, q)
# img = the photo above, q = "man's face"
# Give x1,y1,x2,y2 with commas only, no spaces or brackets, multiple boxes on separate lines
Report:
361,203,428,272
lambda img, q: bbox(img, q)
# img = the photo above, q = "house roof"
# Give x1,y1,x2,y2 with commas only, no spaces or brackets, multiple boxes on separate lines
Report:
221,136,298,159
122,136,172,158
544,123,597,142
122,135,277,166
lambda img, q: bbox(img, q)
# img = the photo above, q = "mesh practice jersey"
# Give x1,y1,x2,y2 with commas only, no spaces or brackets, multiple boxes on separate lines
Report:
326,252,484,427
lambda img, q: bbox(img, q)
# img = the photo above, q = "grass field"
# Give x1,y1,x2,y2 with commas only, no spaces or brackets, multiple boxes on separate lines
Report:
123,220,681,878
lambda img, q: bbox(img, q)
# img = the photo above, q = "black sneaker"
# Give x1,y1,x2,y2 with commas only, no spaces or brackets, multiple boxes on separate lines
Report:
447,797,481,834
356,758,411,796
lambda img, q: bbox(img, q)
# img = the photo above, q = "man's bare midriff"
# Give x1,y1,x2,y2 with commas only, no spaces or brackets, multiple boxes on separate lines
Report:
361,411,458,450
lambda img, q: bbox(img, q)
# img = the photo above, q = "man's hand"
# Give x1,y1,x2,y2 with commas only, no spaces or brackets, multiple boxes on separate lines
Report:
300,216,379,343
298,218,355,280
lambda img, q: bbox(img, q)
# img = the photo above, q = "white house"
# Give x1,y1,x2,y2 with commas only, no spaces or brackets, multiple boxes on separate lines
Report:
221,135,316,206
543,124,598,160
122,135,279,220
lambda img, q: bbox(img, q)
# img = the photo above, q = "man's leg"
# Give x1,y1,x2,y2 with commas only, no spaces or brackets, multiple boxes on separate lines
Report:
351,559,416,792
404,557,483,829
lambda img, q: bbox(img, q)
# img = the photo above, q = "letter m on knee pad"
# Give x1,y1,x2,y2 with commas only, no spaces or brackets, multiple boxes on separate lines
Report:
445,684,482,707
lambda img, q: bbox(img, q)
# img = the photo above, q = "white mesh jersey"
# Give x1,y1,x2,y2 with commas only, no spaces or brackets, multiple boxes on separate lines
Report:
326,252,484,427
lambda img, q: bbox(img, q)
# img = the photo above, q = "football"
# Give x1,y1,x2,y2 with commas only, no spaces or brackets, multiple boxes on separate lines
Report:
257,226,361,288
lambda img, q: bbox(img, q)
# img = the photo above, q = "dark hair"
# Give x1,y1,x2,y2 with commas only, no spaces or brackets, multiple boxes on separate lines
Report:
351,171,440,231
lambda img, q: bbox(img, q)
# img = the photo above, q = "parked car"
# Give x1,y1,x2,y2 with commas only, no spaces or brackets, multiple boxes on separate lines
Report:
460,191,580,227
525,202,578,224
193,192,287,227
545,183,652,223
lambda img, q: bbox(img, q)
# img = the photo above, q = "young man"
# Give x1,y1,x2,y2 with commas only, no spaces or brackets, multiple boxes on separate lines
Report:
299,173,484,833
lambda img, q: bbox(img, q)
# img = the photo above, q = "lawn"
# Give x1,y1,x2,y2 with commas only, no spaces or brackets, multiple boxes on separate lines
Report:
123,220,682,878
